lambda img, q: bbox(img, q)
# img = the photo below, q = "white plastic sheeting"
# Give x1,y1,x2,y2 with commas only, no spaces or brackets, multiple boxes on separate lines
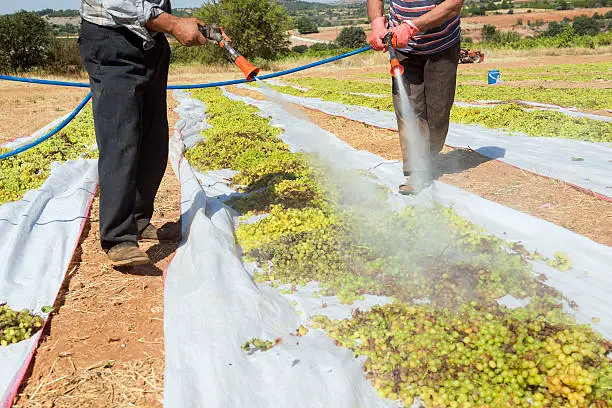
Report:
0,158,97,407
240,85,612,199
223,88,612,339
163,90,396,408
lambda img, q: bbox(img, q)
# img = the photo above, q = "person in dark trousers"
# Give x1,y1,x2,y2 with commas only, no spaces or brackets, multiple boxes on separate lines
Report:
79,1,206,266
367,0,463,195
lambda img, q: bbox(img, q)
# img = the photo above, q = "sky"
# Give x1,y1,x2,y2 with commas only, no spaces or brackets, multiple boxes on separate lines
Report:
0,0,207,15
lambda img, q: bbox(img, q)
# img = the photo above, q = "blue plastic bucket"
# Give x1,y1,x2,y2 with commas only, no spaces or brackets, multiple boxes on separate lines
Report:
488,69,501,85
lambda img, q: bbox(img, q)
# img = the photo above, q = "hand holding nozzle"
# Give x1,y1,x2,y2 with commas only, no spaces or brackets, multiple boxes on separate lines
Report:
197,24,231,44
196,24,260,81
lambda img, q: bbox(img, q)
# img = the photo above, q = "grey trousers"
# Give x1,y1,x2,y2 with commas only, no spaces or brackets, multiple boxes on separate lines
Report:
392,43,460,176
79,20,171,250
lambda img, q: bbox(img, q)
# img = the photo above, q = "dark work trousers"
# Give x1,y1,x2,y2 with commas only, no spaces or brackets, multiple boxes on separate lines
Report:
392,42,460,176
79,20,171,251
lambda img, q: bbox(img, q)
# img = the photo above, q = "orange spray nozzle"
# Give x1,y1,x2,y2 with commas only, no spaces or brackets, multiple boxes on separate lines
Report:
235,56,260,81
390,58,404,77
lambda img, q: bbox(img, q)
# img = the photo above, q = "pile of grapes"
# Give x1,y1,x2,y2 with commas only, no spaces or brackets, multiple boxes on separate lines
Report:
189,89,612,407
316,303,612,407
0,304,44,346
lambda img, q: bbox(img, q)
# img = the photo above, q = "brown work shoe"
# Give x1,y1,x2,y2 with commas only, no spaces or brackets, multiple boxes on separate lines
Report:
107,242,151,267
139,223,181,243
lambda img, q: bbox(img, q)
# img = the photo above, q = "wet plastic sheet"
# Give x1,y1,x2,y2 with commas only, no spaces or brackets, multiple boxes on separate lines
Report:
223,88,612,339
0,159,98,407
240,85,612,199
163,90,395,408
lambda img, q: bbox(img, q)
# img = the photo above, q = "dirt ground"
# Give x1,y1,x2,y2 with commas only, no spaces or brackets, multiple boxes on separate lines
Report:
11,94,181,408
463,7,612,29
228,86,612,247
0,81,89,145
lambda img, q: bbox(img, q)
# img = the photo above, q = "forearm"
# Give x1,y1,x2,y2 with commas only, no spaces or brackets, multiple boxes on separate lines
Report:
412,0,463,31
145,11,179,33
367,0,385,22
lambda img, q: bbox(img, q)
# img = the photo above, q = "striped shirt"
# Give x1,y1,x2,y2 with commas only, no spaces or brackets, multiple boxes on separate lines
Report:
389,0,460,54
80,0,171,49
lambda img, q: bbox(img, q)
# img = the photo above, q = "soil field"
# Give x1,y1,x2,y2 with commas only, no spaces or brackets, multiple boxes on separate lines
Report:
0,81,89,145
463,7,612,29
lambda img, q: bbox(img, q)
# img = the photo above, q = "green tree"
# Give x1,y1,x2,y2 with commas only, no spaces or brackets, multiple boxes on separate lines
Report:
481,24,497,41
335,26,366,48
196,0,291,61
0,11,54,72
296,16,319,34
572,15,600,36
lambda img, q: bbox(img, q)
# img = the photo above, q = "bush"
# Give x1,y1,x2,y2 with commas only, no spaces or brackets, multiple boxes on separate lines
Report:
481,24,497,42
296,16,319,34
47,38,83,74
572,15,601,36
195,0,291,61
516,18,523,25
544,21,566,36
291,44,308,53
335,26,367,48
492,30,522,44
0,11,54,73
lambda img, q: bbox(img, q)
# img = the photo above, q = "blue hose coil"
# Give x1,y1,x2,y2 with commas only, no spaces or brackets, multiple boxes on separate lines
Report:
0,46,372,160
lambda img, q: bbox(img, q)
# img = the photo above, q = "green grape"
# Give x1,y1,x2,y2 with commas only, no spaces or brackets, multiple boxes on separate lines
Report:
241,337,274,352
0,303,44,346
547,251,573,272
318,303,612,407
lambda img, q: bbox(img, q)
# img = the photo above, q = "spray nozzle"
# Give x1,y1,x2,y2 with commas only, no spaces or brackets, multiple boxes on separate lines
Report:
197,24,260,81
383,32,404,77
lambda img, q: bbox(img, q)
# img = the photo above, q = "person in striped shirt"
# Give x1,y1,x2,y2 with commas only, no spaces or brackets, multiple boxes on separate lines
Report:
367,0,464,194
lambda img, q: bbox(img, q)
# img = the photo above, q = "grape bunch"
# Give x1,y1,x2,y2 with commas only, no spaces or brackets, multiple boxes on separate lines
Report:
0,303,44,346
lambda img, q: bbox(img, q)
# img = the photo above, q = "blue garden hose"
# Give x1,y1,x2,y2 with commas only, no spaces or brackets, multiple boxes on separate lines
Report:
0,46,372,160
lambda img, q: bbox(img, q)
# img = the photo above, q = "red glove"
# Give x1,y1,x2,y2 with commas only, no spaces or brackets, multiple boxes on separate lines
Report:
368,16,388,51
390,20,420,49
